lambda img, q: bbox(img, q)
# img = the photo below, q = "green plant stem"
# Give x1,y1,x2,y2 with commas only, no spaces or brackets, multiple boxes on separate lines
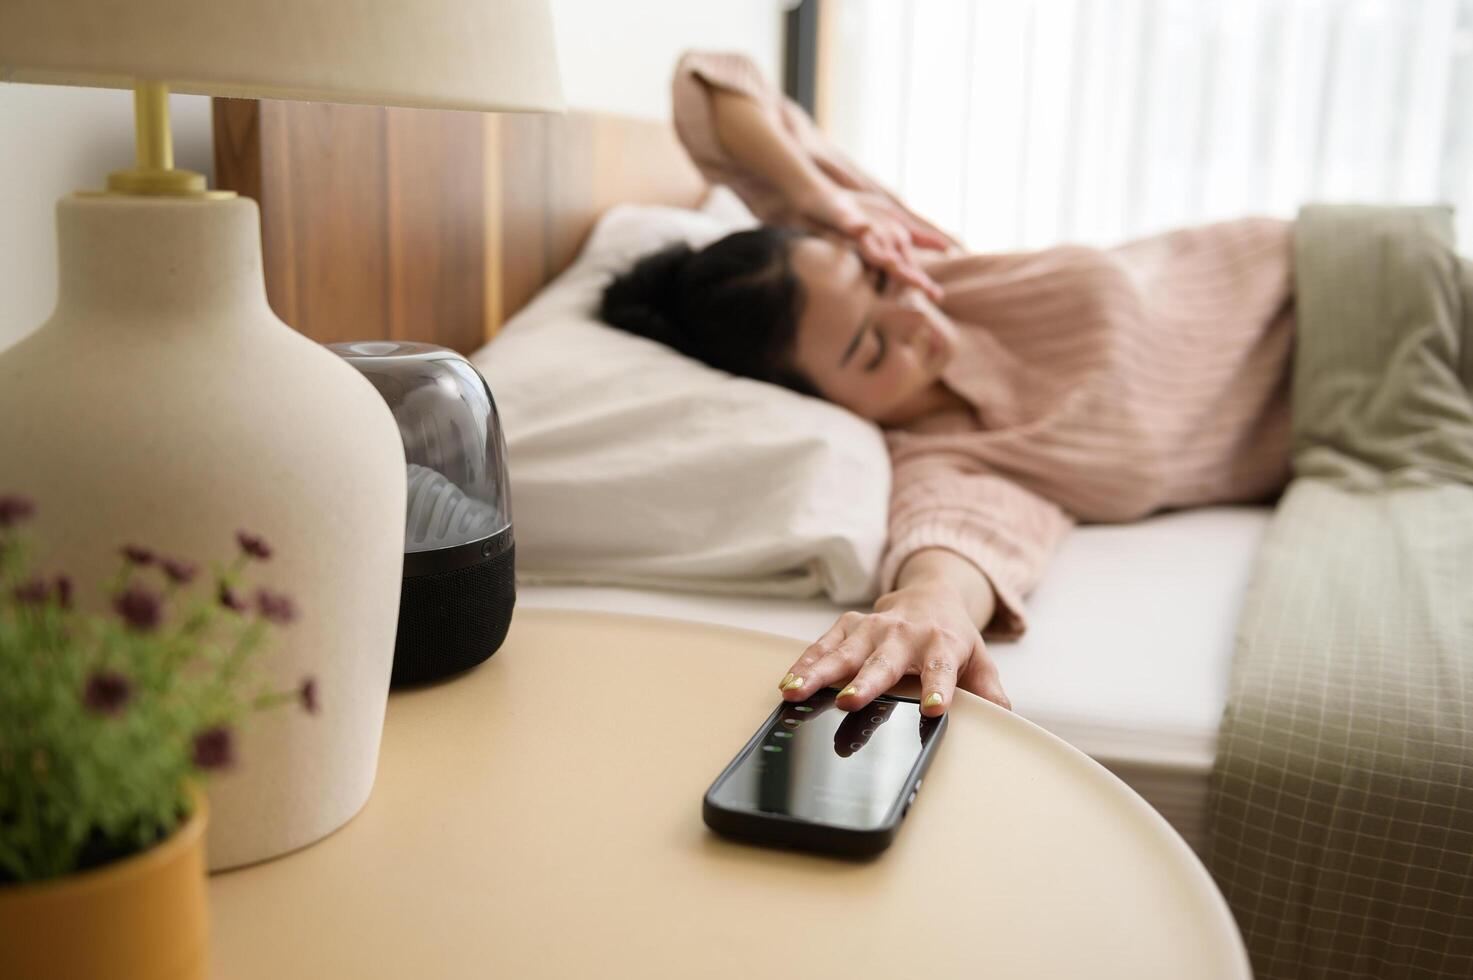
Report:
219,620,267,683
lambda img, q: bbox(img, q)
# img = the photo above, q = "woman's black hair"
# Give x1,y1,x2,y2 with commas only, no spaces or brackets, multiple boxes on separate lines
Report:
598,227,818,396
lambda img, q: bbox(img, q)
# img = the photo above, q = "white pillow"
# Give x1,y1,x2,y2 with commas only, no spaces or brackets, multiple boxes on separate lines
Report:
469,190,890,602
698,183,761,229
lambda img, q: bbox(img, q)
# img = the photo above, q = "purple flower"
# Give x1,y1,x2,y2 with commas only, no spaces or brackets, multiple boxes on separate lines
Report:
218,583,247,613
191,726,236,770
12,578,50,605
161,558,198,584
113,584,163,631
236,531,273,561
53,576,72,609
83,670,134,716
299,676,320,715
120,544,156,566
255,589,297,625
0,495,35,527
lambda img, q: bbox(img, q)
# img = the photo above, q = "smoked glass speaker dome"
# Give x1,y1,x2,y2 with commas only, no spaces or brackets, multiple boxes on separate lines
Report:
329,341,511,555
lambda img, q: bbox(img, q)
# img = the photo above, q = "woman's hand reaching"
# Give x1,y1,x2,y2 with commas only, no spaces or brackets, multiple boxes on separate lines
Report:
797,187,950,303
775,572,1011,719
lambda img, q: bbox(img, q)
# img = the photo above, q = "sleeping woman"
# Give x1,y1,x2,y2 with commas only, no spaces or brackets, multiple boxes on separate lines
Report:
600,52,1295,719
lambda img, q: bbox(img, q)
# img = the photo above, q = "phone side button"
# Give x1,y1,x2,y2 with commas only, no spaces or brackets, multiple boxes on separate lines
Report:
904,789,917,813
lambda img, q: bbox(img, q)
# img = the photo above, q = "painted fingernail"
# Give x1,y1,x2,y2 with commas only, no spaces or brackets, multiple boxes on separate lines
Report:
782,676,805,692
838,685,858,699
923,692,943,709
778,672,796,692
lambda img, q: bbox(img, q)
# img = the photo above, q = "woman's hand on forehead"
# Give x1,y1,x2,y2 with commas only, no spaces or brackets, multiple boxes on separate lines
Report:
800,188,945,302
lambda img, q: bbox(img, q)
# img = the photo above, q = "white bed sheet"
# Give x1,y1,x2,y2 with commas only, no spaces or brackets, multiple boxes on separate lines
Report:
517,506,1270,852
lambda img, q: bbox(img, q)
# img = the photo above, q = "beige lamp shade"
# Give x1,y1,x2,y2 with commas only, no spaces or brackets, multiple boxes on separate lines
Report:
0,0,563,113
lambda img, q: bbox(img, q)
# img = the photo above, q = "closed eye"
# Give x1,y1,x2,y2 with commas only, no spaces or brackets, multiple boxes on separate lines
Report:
864,328,886,371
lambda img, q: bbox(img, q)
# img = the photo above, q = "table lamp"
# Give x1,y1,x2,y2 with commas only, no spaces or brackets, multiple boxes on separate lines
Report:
0,1,562,871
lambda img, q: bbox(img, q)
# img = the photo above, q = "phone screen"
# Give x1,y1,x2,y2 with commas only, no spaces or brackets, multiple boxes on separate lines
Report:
708,689,941,831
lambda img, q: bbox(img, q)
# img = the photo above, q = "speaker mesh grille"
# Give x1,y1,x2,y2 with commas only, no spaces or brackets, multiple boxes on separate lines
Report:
394,544,516,686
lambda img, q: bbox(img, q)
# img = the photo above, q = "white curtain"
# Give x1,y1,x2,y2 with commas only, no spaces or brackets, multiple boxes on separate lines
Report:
824,0,1473,250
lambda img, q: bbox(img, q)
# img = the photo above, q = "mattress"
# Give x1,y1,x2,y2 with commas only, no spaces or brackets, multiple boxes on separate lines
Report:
518,506,1271,854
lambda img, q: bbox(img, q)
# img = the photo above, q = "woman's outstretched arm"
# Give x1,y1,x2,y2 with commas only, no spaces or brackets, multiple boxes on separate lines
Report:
776,547,1011,717
892,548,998,640
775,458,1073,717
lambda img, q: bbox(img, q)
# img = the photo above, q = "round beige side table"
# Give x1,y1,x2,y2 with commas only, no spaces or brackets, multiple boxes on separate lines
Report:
209,609,1249,979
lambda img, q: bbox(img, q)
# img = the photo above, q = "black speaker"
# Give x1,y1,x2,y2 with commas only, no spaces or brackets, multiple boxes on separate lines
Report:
330,341,516,686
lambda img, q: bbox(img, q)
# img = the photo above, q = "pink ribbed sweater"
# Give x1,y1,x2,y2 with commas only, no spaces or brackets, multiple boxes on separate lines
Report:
674,52,1295,637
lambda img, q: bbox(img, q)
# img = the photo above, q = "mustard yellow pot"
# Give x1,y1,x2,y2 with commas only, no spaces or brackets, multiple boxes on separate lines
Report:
0,794,209,980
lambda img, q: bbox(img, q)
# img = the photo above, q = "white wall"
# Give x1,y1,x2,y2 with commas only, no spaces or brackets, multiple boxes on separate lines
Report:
549,0,786,120
0,1,784,353
0,87,212,351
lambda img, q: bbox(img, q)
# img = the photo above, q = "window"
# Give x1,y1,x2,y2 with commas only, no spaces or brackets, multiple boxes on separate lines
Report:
823,0,1473,250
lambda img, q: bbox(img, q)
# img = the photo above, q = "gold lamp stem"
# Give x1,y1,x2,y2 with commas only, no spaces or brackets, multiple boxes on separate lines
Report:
102,80,231,198
134,81,174,172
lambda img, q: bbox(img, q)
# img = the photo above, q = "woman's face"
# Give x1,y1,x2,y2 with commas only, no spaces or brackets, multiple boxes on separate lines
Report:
787,236,960,424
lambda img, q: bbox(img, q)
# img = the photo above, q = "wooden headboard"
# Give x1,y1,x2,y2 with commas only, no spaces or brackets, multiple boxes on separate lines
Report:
213,100,707,354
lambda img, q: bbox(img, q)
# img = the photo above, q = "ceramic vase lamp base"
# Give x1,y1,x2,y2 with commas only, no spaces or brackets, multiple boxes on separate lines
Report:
0,83,407,870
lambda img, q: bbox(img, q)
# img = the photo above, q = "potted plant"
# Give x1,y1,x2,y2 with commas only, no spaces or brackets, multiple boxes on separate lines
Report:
0,494,316,980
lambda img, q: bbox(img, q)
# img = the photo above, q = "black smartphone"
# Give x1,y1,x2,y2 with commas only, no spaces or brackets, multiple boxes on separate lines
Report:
702,688,946,857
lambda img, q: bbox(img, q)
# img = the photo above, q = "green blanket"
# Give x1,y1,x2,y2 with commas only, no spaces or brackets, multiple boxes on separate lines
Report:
1206,205,1473,979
